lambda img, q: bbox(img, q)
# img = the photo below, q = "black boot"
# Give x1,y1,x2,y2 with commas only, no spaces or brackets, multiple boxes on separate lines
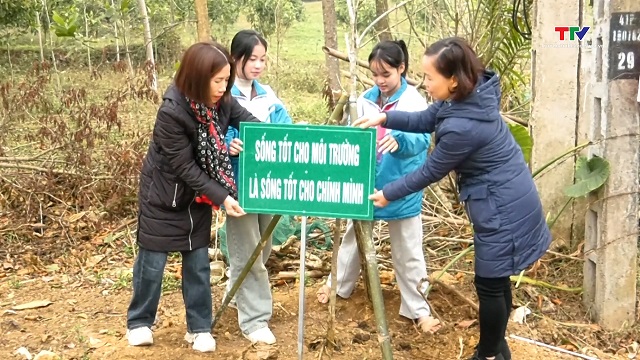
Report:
470,340,510,360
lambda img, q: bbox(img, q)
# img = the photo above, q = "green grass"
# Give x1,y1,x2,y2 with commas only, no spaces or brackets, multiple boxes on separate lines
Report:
0,1,438,126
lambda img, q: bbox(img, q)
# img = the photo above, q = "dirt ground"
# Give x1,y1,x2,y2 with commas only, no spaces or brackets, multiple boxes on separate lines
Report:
1,265,627,360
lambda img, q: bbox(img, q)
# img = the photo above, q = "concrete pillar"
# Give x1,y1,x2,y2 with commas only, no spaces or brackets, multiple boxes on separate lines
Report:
582,0,639,330
531,0,581,246
573,0,595,251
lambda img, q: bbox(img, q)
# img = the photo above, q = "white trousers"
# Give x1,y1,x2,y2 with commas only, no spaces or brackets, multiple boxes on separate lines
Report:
327,216,432,319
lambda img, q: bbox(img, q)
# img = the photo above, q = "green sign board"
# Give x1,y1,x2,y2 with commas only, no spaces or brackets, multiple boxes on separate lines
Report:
238,123,376,220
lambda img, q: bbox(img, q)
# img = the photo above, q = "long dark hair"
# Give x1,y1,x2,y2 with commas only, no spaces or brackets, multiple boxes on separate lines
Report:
230,30,268,78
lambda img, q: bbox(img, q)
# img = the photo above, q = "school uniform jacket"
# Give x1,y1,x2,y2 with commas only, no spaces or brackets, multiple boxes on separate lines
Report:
357,77,431,221
225,80,293,180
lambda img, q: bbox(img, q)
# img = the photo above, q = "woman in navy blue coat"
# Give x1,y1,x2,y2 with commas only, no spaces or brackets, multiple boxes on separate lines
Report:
353,37,551,360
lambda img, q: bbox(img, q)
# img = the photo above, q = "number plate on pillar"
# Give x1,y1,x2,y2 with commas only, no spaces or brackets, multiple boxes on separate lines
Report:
609,12,640,80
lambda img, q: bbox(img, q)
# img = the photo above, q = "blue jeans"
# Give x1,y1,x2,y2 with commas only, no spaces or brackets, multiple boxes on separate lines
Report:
127,246,212,333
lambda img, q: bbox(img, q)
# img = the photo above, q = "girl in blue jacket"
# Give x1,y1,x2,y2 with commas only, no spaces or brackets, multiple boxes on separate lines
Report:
316,40,441,334
354,37,552,360
223,30,292,345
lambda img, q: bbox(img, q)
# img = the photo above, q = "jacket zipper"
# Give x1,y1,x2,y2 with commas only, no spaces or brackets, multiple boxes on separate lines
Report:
172,184,178,208
187,197,195,250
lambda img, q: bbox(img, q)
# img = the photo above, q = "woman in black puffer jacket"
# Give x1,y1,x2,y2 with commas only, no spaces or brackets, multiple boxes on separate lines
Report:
126,41,259,353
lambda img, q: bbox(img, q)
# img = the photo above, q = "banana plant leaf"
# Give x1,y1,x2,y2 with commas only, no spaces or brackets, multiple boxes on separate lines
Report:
508,122,533,164
564,156,610,198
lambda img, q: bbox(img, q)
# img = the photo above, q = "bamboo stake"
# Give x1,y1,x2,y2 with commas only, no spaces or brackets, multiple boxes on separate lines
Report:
212,214,282,329
326,92,349,125
353,220,393,358
345,0,392,356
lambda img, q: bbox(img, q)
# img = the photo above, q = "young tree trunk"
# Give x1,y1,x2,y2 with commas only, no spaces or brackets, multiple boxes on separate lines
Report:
275,0,282,95
374,0,392,41
34,2,45,63
111,0,120,62
83,2,92,72
41,0,61,89
321,0,341,103
121,20,134,75
194,0,211,42
169,0,175,23
6,43,14,83
137,0,157,90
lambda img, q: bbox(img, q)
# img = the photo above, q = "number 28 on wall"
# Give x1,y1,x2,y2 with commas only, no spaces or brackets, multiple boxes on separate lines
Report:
617,51,635,71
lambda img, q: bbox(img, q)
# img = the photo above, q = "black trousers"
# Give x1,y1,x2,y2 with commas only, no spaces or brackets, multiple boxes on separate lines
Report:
474,275,512,357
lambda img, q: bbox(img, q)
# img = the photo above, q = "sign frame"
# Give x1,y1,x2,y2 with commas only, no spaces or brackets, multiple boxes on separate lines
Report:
238,122,376,220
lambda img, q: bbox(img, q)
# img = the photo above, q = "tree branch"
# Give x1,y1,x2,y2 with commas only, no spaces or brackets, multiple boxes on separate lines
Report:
0,146,64,162
357,0,413,45
0,162,113,179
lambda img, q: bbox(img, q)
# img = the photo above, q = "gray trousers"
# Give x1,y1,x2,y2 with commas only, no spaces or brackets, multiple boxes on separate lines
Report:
327,216,432,319
225,213,273,334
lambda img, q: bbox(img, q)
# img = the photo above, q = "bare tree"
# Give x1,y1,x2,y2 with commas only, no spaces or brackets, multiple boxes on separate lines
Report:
83,1,91,72
111,0,120,62
137,0,157,90
194,0,211,42
321,0,341,103
374,0,392,41
41,0,61,89
34,0,44,63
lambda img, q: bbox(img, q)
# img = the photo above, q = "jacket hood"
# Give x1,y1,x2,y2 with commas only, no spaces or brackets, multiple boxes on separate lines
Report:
437,70,501,122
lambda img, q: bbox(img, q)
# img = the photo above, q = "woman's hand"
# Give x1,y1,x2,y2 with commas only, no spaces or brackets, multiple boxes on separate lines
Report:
223,196,246,217
352,112,387,129
378,134,399,154
228,138,243,156
369,189,390,208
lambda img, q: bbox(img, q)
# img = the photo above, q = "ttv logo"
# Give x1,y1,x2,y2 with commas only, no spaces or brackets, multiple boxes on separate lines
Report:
555,26,590,41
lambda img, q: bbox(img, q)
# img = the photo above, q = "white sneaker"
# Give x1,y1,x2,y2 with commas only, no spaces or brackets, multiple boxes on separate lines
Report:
127,327,153,346
184,332,216,352
243,327,276,344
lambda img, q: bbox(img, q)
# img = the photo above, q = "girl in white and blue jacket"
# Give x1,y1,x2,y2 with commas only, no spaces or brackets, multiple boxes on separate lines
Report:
224,30,292,345
316,40,441,334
